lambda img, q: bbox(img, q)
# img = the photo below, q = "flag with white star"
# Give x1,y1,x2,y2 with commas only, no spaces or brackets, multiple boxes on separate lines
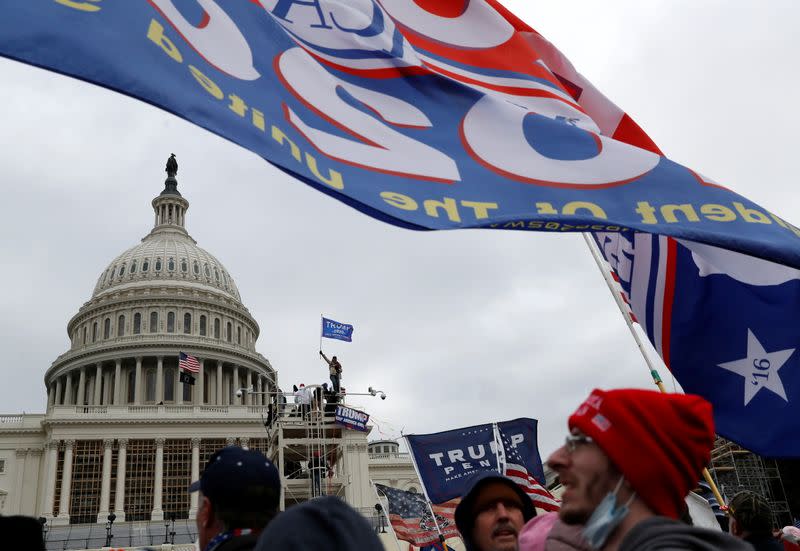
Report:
375,484,459,546
594,231,800,457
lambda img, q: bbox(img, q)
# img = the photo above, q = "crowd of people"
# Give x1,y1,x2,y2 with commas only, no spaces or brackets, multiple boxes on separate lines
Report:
455,388,798,551
262,352,345,429
4,387,798,551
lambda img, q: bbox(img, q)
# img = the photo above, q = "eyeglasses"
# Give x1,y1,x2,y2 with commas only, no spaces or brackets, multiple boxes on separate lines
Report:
564,433,594,453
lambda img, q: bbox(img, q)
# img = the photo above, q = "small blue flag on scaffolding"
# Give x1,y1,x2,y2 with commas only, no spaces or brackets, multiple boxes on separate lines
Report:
322,317,354,342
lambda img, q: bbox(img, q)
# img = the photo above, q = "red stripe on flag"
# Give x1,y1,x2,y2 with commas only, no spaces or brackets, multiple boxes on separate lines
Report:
660,238,678,369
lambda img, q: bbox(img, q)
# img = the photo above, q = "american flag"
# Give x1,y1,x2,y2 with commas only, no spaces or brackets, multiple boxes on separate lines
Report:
497,426,560,512
179,352,200,373
375,484,459,546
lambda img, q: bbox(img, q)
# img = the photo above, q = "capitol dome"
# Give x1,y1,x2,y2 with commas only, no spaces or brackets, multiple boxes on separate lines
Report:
91,220,241,302
45,156,274,425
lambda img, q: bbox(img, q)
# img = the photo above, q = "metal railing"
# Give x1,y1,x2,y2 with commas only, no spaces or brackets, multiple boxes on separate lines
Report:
42,518,197,551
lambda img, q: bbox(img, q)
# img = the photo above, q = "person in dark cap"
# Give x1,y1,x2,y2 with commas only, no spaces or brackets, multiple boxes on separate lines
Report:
728,490,782,550
455,471,536,551
254,496,383,551
189,446,280,551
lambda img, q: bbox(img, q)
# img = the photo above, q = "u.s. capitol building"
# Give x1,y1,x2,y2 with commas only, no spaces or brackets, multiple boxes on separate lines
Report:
0,159,420,549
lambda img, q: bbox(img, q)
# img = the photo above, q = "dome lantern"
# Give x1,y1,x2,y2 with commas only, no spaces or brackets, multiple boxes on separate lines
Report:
151,154,189,235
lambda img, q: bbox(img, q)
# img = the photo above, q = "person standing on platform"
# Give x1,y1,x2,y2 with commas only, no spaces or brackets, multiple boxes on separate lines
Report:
320,351,342,393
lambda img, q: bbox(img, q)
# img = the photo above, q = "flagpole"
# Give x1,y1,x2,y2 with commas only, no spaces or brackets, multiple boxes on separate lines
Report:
581,233,726,508
403,435,454,550
491,423,504,475
320,314,323,353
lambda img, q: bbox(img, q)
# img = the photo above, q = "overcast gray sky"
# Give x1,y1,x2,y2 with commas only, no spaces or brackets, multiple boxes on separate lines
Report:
1,1,798,458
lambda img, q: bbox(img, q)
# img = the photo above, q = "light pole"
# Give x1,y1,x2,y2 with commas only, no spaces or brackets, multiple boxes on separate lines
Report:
38,517,48,543
169,513,176,545
374,503,387,533
104,512,116,547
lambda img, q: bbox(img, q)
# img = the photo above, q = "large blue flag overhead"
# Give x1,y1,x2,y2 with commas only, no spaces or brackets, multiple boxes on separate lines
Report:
2,1,800,268
595,232,800,457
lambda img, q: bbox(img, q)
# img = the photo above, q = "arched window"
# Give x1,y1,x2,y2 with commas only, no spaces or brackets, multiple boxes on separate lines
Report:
164,368,175,402
119,263,126,277
199,315,207,336
214,318,220,339
237,326,241,345
184,313,192,334
103,318,111,339
181,259,188,273
145,369,156,403
130,259,137,273
155,257,162,271
117,315,125,337
193,261,200,276
204,263,210,278
168,257,175,271
133,313,141,334
100,269,108,285
128,369,136,403
214,267,220,282
150,311,158,333
167,312,175,333
92,322,98,342
142,258,150,272
226,322,232,342
110,265,117,279
222,271,228,287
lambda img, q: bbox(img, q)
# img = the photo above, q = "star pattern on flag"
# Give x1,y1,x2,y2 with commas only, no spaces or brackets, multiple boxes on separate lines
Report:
375,484,458,546
718,329,794,406
498,428,560,511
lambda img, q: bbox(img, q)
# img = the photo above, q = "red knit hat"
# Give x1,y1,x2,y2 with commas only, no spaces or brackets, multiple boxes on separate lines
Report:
568,388,714,519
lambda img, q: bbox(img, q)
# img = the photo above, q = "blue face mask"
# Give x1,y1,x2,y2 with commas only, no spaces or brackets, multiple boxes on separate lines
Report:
582,477,636,549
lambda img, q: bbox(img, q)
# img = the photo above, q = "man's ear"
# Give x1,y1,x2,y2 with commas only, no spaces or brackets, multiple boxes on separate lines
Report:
729,517,740,536
198,495,215,529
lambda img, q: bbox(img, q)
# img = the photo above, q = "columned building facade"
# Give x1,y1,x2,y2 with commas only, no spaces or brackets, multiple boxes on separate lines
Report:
0,160,420,543
0,162,277,526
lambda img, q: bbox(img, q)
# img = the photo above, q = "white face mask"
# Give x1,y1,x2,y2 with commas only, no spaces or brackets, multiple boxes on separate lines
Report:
582,477,636,549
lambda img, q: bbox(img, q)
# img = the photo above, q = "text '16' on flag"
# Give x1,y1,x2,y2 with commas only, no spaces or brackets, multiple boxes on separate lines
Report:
179,352,200,373
593,232,800,457
321,317,354,343
375,484,459,547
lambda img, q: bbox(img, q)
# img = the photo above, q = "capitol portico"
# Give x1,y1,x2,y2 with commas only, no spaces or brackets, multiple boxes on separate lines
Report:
0,158,420,549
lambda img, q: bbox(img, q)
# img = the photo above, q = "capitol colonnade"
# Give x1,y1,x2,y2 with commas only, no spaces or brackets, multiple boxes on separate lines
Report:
41,435,273,525
46,356,274,407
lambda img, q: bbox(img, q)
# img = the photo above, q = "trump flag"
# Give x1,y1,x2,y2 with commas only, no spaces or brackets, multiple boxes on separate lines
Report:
594,231,800,457
406,418,557,510
322,317,354,342
2,2,800,268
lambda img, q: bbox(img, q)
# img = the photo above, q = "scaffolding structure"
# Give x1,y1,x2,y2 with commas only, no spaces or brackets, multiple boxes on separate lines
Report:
259,388,376,513
709,437,792,527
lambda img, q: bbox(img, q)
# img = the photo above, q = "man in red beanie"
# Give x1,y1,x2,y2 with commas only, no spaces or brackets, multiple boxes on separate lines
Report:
547,388,750,550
